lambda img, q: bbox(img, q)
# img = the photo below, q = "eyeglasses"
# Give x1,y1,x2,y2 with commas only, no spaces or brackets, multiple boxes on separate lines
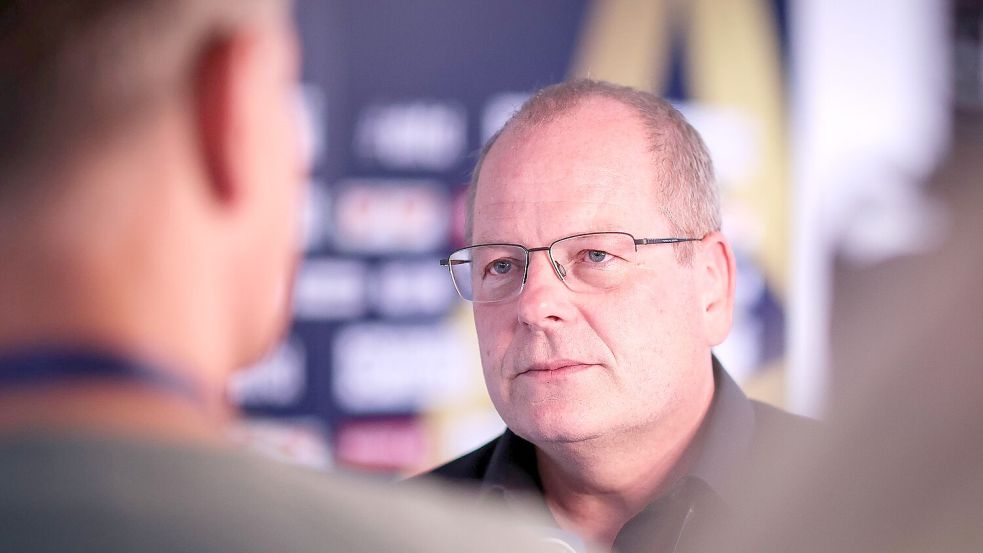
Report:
440,231,701,303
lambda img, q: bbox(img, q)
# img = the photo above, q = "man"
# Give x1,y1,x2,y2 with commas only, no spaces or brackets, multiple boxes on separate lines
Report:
425,79,811,552
0,2,544,551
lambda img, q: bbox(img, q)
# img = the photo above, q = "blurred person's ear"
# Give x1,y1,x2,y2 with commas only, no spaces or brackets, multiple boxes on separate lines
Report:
193,20,300,210
695,231,736,346
195,33,250,207
189,15,305,369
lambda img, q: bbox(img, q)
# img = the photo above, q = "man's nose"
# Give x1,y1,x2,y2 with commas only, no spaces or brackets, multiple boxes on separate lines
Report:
516,250,576,327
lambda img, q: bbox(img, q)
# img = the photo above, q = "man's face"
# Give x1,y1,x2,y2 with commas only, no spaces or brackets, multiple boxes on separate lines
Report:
471,98,720,445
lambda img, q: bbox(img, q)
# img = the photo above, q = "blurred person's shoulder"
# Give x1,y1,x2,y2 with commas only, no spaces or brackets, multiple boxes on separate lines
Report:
745,399,822,464
0,430,548,553
750,400,819,436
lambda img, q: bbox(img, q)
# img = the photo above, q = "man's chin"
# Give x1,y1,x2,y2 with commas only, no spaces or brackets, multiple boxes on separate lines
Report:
508,413,604,446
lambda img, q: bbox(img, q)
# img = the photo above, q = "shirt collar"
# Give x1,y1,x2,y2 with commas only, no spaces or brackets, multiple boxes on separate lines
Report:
478,426,544,509
477,356,756,505
687,355,756,497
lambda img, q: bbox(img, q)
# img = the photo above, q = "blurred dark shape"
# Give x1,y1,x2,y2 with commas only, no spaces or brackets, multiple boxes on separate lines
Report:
695,109,983,552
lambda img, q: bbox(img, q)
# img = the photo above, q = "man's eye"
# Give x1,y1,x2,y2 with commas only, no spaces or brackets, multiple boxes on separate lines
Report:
585,250,610,263
488,259,514,275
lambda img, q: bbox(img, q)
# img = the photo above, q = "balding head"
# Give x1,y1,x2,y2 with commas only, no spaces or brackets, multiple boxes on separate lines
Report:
468,79,718,262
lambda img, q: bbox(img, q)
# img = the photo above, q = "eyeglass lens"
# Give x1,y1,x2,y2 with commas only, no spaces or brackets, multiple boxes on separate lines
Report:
447,232,638,302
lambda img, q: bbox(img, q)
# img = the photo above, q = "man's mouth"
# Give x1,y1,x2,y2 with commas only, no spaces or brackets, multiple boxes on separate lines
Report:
517,360,594,378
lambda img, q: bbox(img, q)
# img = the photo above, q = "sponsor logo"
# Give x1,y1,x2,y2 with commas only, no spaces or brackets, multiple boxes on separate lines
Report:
332,179,449,254
354,101,466,170
334,417,428,471
293,258,369,320
332,323,473,413
370,258,456,318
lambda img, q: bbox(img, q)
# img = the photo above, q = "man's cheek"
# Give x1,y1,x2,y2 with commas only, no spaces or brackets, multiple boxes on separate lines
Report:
483,333,509,370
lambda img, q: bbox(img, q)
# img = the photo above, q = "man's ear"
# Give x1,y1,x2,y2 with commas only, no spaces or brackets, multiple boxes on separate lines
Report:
696,231,737,346
194,32,261,207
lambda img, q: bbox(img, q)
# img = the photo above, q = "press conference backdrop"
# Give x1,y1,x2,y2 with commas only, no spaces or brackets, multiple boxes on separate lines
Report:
228,0,952,475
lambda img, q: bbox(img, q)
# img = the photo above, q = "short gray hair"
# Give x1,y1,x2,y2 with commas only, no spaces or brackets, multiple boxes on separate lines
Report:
466,79,719,263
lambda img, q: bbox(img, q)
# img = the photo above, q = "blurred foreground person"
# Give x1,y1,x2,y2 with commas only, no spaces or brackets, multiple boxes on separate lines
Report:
693,116,983,552
0,2,546,552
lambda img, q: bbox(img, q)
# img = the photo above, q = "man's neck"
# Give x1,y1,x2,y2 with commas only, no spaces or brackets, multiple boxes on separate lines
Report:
0,217,231,396
0,252,236,448
535,378,714,550
0,133,235,397
0,382,231,445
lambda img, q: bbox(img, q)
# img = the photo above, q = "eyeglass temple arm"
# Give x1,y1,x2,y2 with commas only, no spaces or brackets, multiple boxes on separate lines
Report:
439,259,471,266
634,237,701,246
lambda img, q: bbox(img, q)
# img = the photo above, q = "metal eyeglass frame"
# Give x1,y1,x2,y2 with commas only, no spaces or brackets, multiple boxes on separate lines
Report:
439,231,703,303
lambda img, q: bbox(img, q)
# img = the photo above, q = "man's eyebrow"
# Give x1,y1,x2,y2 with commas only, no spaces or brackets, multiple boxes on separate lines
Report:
469,238,522,245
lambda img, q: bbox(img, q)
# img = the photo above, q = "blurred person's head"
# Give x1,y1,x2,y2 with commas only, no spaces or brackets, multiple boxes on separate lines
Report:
453,79,735,448
0,0,305,395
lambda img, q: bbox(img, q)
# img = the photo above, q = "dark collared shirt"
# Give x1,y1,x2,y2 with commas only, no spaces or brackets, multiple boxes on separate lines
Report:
423,358,811,552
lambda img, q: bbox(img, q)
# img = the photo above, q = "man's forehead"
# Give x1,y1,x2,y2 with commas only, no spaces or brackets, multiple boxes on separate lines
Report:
477,114,657,197
473,161,662,218
475,197,632,221
477,167,633,200
470,98,670,242
471,198,670,244
476,119,661,185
